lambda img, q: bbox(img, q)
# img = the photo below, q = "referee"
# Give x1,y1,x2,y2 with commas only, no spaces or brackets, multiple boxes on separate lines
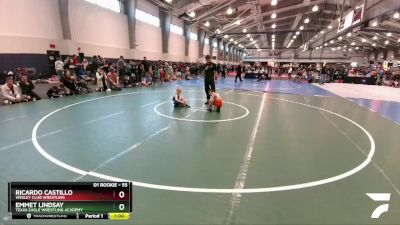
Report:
203,55,217,104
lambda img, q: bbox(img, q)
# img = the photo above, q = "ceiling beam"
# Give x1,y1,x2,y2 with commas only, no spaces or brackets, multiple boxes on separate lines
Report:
222,29,319,35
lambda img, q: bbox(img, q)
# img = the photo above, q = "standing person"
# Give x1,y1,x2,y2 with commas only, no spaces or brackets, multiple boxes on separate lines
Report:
141,57,150,74
221,64,226,79
320,65,327,85
203,55,217,104
55,57,64,79
19,74,41,100
235,64,243,82
95,68,107,91
117,56,126,79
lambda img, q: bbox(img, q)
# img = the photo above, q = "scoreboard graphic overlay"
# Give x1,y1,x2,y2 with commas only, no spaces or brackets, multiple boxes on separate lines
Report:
8,182,132,220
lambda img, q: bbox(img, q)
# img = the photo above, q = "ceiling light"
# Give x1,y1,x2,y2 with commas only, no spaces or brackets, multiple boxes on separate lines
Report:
324,43,328,46
355,47,359,49
347,32,352,37
387,32,392,37
293,35,297,39
372,21,377,26
234,41,238,44
188,11,195,18
250,38,253,41
315,35,318,38
227,7,233,15
312,5,319,12
320,30,325,34
258,49,261,51
361,38,366,42
373,36,377,40
372,43,376,46
398,38,400,42
316,47,319,49
394,12,399,19
247,34,251,37
351,42,355,45
385,40,389,45
299,26,304,30
216,29,221,34
271,23,276,29
243,28,247,33
272,34,275,38
344,45,347,48
165,0,172,3
328,25,333,29
338,36,342,40
204,21,210,27
330,40,334,44
271,12,276,19
271,0,277,6
224,34,229,38
230,38,233,42
234,20,241,25
296,31,300,35
331,48,336,51
337,47,341,49
304,18,310,23
343,49,346,52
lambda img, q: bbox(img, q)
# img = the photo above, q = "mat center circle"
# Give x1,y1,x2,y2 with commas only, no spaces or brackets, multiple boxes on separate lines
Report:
153,99,250,122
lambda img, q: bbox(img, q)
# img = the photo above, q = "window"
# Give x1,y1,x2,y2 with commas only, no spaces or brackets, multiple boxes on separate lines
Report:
190,32,198,40
220,44,224,50
213,42,218,48
135,9,160,27
85,0,121,13
204,38,210,45
170,24,183,35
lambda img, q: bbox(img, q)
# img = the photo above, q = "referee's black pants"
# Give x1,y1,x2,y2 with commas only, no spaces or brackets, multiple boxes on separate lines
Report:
235,73,242,82
204,78,215,101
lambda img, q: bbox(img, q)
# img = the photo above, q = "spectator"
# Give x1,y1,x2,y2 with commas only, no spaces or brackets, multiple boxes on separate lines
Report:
61,70,77,94
1,77,24,104
235,64,243,82
117,56,126,78
55,57,64,79
18,75,41,101
142,71,152,86
107,68,121,90
141,57,150,73
95,68,107,91
320,65,327,85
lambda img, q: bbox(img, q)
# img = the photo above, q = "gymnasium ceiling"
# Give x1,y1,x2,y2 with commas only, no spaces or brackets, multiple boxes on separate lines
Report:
149,0,400,55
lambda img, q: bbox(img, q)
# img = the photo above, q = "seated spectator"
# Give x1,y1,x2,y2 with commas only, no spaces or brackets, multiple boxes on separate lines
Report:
61,71,78,94
107,68,121,90
47,86,60,98
18,74,41,101
142,71,152,86
1,77,26,104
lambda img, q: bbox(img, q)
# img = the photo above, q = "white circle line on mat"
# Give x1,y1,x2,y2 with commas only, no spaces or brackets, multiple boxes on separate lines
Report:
153,99,249,122
31,90,375,193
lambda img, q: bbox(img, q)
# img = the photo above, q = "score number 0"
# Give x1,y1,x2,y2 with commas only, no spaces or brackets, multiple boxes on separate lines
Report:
118,190,126,211
117,183,128,211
